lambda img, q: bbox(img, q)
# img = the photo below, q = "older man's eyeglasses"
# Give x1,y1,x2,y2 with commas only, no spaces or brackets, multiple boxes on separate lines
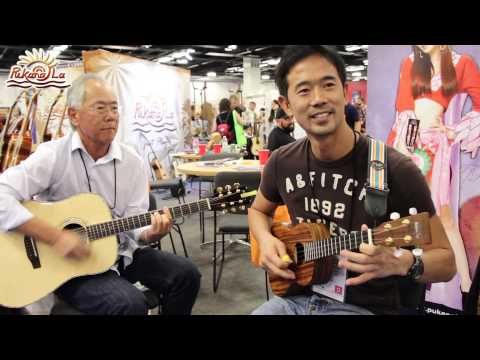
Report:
88,103,120,115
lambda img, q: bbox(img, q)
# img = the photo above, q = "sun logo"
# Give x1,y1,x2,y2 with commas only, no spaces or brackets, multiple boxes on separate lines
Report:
6,48,69,89
17,48,58,68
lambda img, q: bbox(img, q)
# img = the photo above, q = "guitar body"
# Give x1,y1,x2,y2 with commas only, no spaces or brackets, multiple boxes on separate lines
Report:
250,137,262,156
0,193,117,308
151,159,169,180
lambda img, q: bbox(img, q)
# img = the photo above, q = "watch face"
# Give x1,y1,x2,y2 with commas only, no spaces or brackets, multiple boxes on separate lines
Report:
412,248,423,257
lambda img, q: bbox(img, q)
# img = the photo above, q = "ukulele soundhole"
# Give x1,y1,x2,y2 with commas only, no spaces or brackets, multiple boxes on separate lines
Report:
295,243,305,265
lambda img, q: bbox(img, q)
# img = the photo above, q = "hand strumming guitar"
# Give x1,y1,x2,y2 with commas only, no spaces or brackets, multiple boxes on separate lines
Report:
259,233,296,280
52,230,91,260
338,225,415,286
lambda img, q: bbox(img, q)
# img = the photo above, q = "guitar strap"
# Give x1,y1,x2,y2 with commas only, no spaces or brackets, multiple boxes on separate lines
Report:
364,136,389,222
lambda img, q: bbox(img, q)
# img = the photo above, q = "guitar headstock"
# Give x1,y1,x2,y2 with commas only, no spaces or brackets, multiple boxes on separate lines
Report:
210,183,257,213
373,212,432,248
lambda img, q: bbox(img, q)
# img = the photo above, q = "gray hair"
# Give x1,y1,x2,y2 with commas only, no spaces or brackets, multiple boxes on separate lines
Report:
67,73,113,109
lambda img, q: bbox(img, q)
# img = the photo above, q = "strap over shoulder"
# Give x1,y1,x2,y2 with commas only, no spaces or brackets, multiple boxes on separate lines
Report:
364,136,389,220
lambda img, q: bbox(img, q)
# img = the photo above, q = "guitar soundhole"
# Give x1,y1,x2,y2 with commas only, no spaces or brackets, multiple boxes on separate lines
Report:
63,223,83,231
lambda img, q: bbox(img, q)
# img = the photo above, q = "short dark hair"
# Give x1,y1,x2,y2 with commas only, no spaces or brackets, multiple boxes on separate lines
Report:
275,45,346,98
219,98,231,113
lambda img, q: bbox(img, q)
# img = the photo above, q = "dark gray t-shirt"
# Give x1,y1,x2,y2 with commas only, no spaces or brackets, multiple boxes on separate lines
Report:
259,135,435,314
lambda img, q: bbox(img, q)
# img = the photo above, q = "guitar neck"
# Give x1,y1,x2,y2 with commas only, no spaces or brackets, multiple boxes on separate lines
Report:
302,230,370,262
85,198,211,240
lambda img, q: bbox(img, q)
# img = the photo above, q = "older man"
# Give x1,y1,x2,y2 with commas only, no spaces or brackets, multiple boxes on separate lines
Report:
0,73,201,315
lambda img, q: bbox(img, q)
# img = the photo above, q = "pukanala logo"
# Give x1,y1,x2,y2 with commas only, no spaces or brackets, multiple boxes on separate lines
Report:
5,48,69,89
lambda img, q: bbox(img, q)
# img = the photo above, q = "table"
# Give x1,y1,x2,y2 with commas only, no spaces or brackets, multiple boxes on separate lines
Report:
171,152,202,162
176,159,261,177
176,159,261,254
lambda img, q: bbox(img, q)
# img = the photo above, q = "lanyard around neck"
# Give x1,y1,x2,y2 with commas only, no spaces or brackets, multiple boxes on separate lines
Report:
78,149,117,210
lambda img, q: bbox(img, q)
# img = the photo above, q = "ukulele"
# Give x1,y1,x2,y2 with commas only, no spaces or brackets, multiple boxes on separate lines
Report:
250,210,432,297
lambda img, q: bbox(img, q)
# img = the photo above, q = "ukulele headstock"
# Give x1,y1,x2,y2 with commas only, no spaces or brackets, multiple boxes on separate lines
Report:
373,212,432,248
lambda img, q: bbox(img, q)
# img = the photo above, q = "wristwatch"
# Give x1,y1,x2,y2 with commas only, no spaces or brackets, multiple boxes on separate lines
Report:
407,248,424,281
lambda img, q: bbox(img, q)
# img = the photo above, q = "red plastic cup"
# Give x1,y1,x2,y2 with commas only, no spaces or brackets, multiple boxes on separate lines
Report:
213,144,222,154
259,149,270,166
198,144,207,155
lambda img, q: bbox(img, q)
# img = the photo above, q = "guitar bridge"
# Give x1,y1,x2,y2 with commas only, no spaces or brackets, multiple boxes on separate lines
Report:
24,236,41,269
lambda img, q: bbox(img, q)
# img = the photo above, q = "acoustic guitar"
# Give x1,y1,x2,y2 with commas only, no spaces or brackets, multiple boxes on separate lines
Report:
0,185,257,308
250,121,263,157
250,210,432,297
0,90,27,167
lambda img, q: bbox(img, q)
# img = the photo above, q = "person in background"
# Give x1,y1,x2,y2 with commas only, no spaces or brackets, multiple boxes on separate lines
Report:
244,101,258,128
345,102,362,133
267,107,296,152
353,95,367,134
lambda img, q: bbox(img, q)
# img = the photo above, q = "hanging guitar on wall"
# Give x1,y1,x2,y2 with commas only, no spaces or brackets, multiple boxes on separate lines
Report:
39,89,65,144
0,90,28,168
1,89,40,171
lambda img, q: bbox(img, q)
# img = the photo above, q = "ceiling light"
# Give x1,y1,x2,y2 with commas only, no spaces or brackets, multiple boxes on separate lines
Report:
360,45,369,49
225,47,233,52
177,59,188,64
157,56,173,63
346,65,366,72
172,51,185,59
187,48,195,53
352,71,362,77
49,50,61,58
185,53,193,60
207,72,216,77
228,45,237,50
52,45,69,52
205,52,236,57
363,59,368,65
261,74,270,80
142,45,152,48
345,45,361,52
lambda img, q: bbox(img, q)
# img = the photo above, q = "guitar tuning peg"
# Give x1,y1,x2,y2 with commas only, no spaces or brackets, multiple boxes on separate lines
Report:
218,193,224,198
240,205,246,210
238,200,243,204
225,185,232,191
390,212,400,221
221,204,226,208
233,182,240,188
409,207,418,215
216,187,223,193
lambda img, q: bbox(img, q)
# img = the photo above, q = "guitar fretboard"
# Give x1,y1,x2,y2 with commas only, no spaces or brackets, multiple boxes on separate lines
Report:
85,199,211,240
302,230,370,262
